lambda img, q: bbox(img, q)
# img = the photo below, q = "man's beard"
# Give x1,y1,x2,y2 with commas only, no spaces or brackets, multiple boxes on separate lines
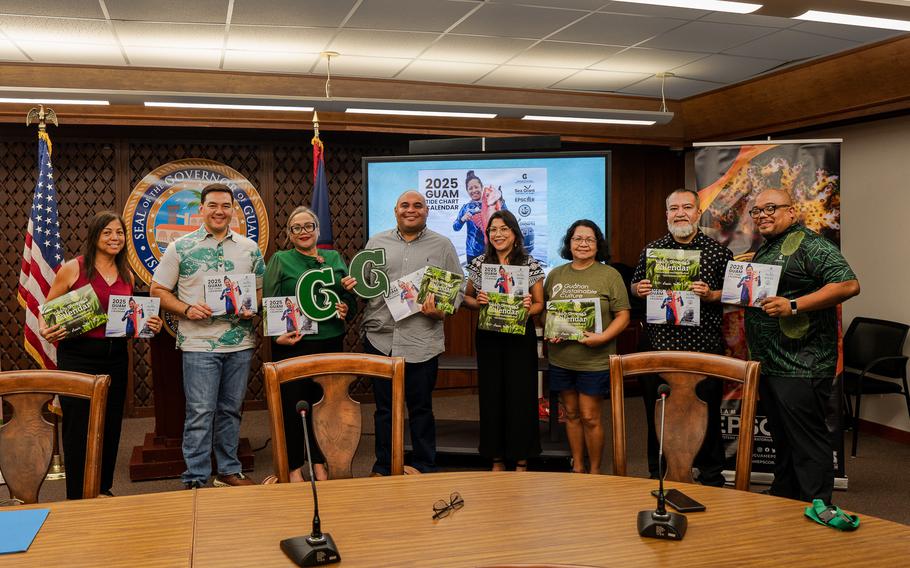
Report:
668,220,696,239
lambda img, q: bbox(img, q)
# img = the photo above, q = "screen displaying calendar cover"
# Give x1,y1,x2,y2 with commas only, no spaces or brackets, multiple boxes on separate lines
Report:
364,152,609,272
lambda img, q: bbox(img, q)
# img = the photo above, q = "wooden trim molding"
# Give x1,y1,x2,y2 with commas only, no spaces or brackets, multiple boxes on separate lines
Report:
858,419,910,446
681,35,910,142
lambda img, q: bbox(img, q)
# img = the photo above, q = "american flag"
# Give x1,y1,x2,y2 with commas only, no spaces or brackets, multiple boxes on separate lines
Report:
311,133,334,249
17,131,64,369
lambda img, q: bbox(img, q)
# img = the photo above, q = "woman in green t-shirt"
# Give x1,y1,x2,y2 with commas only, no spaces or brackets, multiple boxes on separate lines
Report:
263,206,357,482
544,220,630,474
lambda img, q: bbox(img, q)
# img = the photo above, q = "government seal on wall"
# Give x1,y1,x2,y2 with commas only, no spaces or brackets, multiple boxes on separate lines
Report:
123,159,269,285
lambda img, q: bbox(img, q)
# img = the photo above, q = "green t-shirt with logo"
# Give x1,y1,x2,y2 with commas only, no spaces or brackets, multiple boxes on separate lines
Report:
744,224,856,378
544,262,630,372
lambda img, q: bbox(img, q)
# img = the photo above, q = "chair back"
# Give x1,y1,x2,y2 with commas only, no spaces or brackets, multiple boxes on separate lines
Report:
0,370,110,503
843,317,909,378
263,352,405,481
609,352,760,491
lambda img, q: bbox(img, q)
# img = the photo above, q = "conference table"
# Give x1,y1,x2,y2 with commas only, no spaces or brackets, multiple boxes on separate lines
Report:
4,472,909,567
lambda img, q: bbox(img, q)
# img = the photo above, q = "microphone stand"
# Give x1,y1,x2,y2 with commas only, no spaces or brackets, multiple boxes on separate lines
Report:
280,402,341,566
637,388,687,540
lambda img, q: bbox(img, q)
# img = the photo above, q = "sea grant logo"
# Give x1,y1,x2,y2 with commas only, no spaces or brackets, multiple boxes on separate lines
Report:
123,159,269,285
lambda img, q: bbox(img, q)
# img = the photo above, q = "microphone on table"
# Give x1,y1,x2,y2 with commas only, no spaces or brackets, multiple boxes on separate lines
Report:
638,383,687,540
280,401,341,566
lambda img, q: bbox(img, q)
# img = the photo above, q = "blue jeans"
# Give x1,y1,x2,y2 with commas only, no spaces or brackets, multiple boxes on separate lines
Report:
365,340,438,475
181,349,253,484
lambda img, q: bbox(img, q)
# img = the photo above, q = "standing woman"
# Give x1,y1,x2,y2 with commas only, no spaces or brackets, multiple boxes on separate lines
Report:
39,211,163,498
263,206,357,482
463,210,545,471
544,220,630,474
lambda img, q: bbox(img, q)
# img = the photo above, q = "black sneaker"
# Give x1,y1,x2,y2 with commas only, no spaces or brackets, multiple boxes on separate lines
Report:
184,480,205,490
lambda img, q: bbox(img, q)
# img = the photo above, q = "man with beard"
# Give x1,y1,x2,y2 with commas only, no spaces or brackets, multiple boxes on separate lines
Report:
631,188,734,486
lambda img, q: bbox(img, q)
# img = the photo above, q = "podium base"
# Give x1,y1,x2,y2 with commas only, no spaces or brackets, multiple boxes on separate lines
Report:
129,433,254,481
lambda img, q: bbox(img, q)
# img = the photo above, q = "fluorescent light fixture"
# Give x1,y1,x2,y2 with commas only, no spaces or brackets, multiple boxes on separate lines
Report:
0,97,109,105
794,10,910,31
610,0,761,14
145,102,314,112
522,115,656,126
346,108,497,119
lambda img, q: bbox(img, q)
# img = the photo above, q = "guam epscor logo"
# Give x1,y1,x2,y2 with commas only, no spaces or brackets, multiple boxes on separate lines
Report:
123,159,269,285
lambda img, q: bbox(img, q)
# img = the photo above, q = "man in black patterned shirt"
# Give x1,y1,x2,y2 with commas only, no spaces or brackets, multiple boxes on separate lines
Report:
631,189,734,485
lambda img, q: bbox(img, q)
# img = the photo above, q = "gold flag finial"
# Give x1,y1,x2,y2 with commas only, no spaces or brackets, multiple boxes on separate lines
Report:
313,111,320,139
26,104,58,132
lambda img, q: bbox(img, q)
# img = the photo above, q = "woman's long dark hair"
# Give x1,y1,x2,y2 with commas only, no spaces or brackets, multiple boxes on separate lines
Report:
483,209,528,266
83,210,132,284
559,219,610,263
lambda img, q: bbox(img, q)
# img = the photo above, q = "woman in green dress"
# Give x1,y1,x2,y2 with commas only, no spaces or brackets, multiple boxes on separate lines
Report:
263,206,357,481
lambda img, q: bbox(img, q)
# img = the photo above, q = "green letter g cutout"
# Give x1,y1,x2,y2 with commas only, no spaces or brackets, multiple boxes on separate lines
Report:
296,267,343,321
349,248,390,299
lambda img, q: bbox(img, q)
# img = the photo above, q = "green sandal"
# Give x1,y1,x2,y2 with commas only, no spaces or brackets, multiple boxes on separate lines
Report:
804,499,860,531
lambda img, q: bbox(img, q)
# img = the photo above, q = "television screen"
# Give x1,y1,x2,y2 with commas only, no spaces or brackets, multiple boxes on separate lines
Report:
363,152,609,272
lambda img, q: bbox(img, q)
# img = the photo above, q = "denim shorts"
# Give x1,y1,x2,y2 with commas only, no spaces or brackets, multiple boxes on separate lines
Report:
548,364,610,396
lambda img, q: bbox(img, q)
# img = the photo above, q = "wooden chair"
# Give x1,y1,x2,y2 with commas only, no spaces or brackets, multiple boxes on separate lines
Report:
609,351,760,491
0,370,110,503
263,352,406,482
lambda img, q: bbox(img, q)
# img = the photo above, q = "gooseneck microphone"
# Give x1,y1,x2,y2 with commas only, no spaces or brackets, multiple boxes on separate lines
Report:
279,401,341,566
637,383,687,540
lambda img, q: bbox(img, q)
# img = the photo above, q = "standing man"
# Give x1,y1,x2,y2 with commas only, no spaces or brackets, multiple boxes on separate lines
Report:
745,188,859,505
631,188,733,486
344,190,463,475
151,183,265,489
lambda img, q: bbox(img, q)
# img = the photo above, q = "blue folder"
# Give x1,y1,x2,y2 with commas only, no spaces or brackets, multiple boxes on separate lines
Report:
0,509,50,554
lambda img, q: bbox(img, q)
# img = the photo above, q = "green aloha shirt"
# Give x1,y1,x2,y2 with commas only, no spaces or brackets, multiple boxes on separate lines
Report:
744,223,856,378
152,226,265,353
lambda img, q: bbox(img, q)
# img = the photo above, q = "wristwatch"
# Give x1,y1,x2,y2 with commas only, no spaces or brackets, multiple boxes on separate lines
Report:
789,299,798,315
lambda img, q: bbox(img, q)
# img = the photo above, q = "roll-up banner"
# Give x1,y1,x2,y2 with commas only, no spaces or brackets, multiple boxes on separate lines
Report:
693,139,848,488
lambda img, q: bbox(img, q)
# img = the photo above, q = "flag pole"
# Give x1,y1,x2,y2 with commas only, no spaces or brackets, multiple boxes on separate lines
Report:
25,104,66,481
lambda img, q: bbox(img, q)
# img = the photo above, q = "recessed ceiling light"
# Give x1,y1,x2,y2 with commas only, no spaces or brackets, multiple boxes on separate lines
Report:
794,10,910,31
522,115,657,126
0,98,109,105
346,108,497,119
610,0,761,15
144,102,314,112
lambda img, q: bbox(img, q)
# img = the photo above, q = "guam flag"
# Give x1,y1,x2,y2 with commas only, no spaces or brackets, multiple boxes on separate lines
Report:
311,131,333,249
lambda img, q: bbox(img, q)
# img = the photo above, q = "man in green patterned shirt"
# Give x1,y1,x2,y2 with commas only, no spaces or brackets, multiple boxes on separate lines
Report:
745,188,860,506
151,183,265,489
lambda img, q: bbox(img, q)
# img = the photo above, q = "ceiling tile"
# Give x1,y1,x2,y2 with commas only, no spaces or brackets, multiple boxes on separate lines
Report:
699,11,797,29
317,54,411,78
0,0,104,18
395,59,496,83
670,53,783,83
345,0,478,32
790,21,906,43
642,20,777,52
0,39,28,61
222,50,318,73
509,40,622,68
421,35,536,64
590,47,706,73
227,26,335,53
601,1,709,20
124,46,222,69
551,68,651,91
453,3,586,39
476,65,577,89
15,40,125,65
725,29,860,61
105,0,230,24
618,75,723,98
232,0,358,27
551,12,686,46
327,29,438,58
0,15,115,44
488,0,606,9
114,22,225,49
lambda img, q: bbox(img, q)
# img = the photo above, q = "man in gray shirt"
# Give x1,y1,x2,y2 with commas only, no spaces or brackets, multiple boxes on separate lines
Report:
344,190,463,475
